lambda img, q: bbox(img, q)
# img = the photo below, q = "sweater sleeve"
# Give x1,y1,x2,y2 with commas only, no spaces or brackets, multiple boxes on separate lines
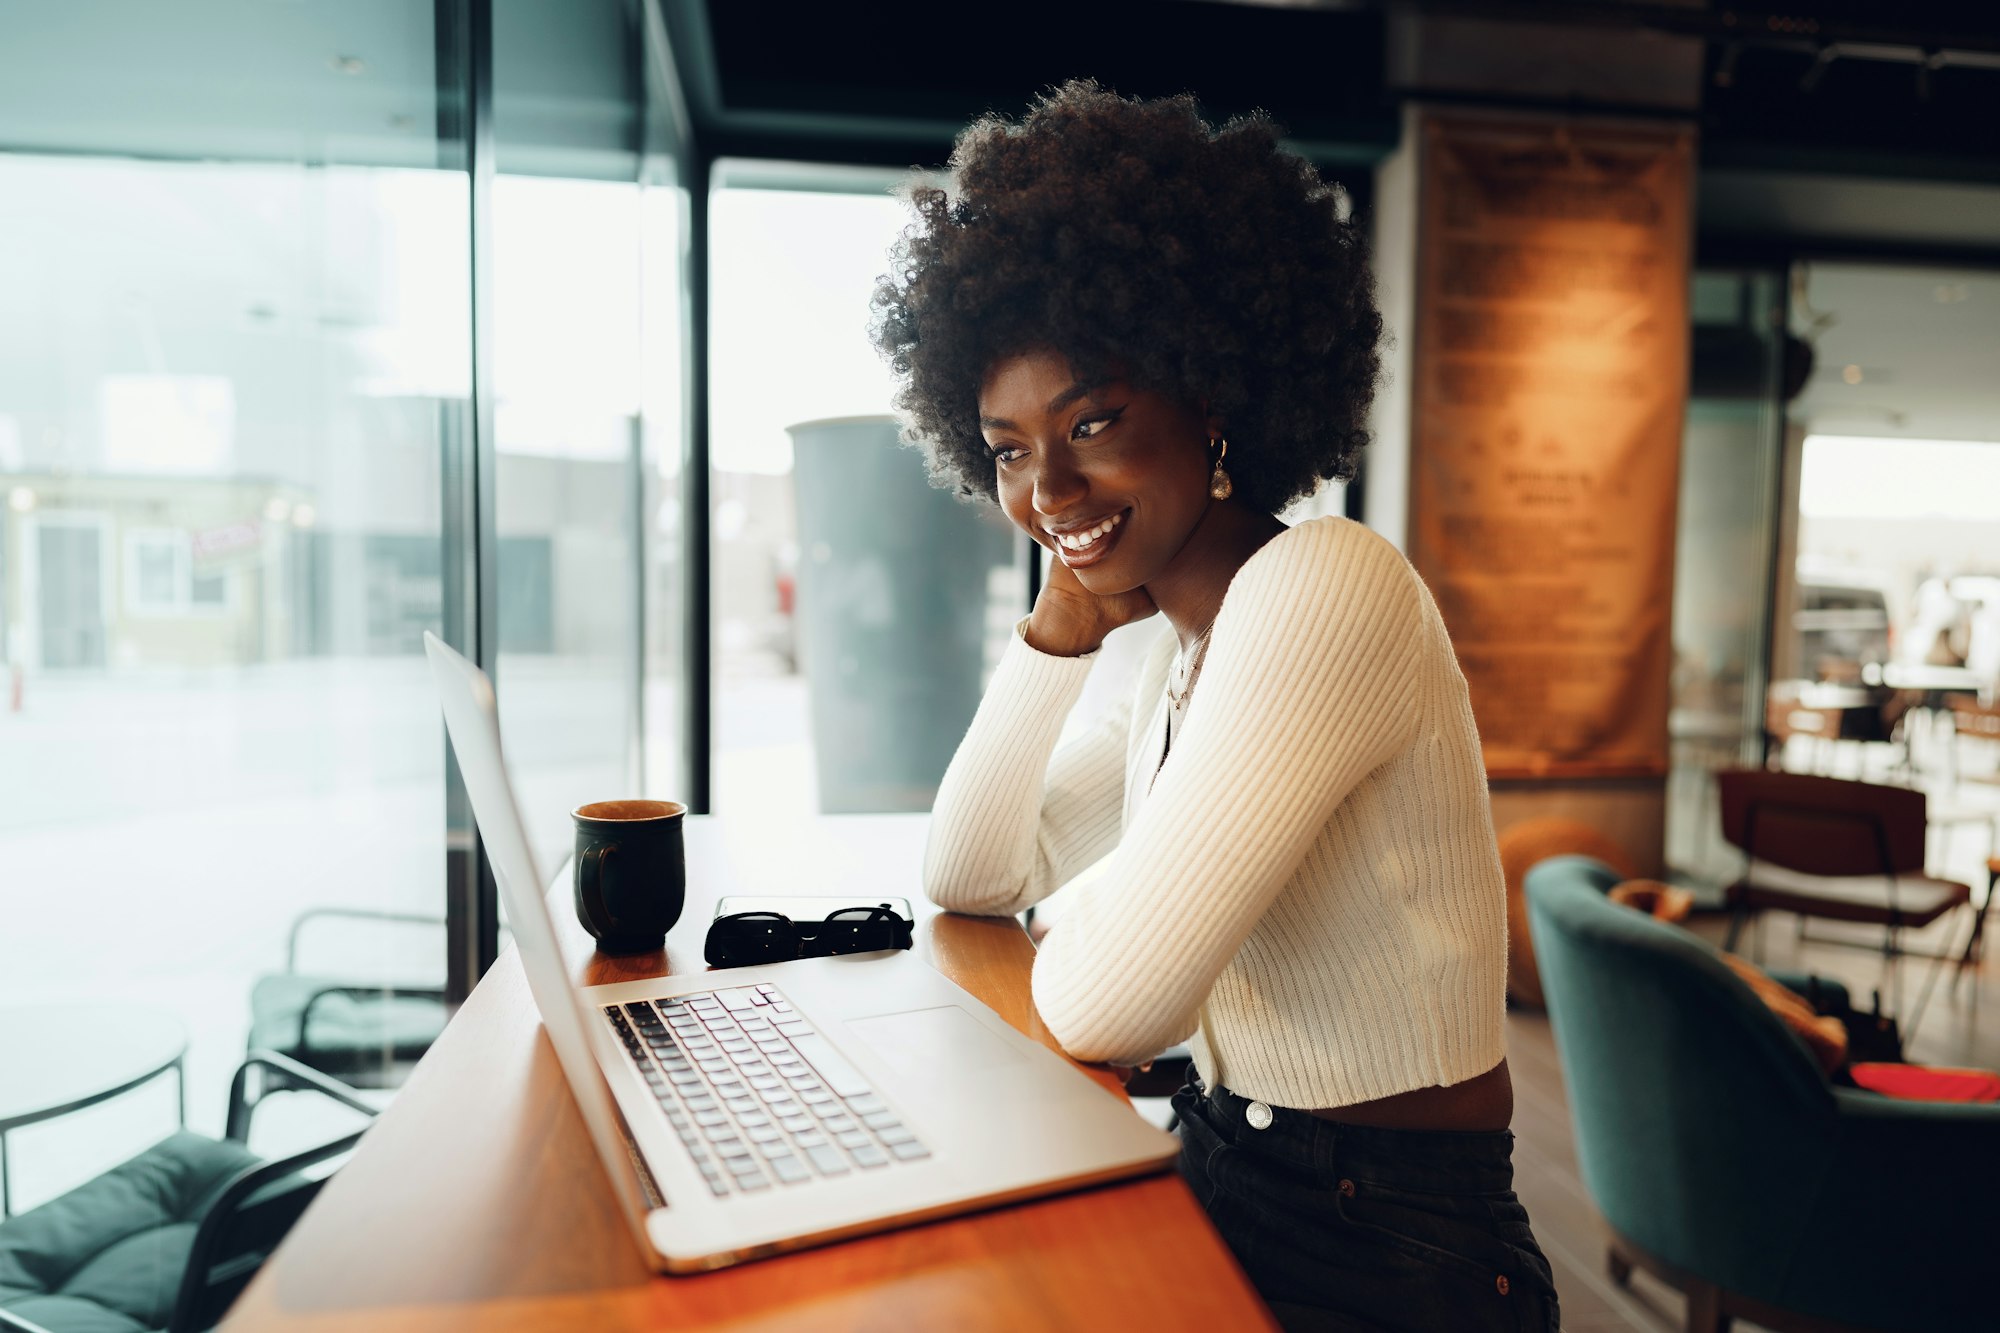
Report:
1030,523,1425,1066
921,621,1134,918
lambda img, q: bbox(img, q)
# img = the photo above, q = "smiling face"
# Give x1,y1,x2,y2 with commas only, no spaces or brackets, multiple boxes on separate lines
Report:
977,347,1217,594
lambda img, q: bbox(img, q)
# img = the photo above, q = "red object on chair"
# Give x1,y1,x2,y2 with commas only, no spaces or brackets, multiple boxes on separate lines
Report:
1849,1063,2000,1103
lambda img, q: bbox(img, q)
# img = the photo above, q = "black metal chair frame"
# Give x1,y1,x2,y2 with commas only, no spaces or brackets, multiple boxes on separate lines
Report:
246,908,448,1106
1725,791,1972,1039
0,1050,376,1333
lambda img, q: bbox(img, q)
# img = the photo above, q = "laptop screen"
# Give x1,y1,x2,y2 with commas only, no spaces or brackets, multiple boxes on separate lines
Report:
424,631,666,1225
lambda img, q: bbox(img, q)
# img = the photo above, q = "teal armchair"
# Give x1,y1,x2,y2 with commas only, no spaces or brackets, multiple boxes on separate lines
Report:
1525,855,2000,1333
0,1052,375,1333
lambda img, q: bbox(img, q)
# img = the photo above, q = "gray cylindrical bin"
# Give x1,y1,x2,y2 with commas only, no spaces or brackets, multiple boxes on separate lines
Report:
787,415,1016,813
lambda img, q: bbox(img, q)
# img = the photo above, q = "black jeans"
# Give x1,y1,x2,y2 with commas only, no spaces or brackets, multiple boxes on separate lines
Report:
1173,1081,1559,1333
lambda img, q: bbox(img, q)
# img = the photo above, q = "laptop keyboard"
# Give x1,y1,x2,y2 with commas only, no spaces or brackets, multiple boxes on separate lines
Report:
605,984,931,1198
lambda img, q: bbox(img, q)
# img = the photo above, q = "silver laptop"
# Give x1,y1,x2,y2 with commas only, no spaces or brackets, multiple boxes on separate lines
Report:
423,632,1178,1273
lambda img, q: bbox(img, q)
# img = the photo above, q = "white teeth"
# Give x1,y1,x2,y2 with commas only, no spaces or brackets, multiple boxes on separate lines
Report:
1052,512,1123,552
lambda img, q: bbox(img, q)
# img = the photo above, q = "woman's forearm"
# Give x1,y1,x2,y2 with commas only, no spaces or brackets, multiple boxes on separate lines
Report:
922,625,1124,916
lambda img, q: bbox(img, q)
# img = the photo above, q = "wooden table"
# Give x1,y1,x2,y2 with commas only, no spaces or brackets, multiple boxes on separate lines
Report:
225,814,1274,1332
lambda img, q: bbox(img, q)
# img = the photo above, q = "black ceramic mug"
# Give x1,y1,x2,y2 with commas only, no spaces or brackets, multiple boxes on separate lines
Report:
571,799,686,953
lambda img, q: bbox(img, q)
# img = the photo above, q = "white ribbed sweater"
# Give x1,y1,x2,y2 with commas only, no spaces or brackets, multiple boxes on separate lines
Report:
923,516,1508,1109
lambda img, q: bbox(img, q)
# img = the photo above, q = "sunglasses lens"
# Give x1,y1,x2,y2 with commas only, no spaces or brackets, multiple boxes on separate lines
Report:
822,908,900,950
707,914,798,965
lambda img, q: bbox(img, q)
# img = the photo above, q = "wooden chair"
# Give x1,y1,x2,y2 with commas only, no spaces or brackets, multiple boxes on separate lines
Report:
1715,770,1972,1033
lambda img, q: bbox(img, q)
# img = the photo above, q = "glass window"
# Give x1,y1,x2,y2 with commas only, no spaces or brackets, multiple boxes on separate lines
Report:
491,175,645,868
708,180,1026,817
1665,269,1785,884
0,8,461,1212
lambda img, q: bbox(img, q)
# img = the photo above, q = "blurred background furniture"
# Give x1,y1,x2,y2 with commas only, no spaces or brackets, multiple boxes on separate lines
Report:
1527,855,2000,1333
1716,770,1971,1031
0,1051,374,1333
0,1005,187,1218
1498,817,1638,1008
1763,680,1904,779
1944,695,2000,792
242,908,448,1112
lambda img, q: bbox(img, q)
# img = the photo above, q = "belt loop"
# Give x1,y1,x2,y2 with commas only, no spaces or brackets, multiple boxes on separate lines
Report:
1314,1110,1342,1176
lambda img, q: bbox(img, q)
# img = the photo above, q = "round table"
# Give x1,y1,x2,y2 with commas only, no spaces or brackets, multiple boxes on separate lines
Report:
0,1002,188,1216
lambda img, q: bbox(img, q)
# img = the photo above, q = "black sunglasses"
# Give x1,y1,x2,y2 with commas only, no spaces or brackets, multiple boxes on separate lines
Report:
703,904,913,968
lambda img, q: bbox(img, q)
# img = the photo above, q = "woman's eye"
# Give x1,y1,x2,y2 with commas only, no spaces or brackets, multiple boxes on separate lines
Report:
989,445,1024,465
1071,414,1117,441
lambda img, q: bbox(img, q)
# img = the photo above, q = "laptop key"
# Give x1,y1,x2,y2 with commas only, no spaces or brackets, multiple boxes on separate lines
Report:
778,1114,814,1132
861,1111,901,1131
769,1155,809,1184
877,1125,917,1146
737,1110,771,1128
737,1174,772,1192
851,1144,890,1169
775,1020,813,1038
821,1114,857,1133
810,1101,844,1119
694,1111,728,1128
845,1094,887,1116
793,1129,827,1148
889,1140,932,1161
720,988,758,1011
804,1145,849,1176
834,1130,872,1150
746,1125,783,1143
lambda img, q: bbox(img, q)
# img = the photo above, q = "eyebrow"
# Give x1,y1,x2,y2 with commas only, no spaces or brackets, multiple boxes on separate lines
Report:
978,380,1109,431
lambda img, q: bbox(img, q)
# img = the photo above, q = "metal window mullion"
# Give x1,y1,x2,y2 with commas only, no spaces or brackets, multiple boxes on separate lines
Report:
685,150,713,813
439,0,499,1005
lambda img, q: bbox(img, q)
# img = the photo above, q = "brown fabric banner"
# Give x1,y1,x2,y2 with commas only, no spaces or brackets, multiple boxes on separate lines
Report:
1409,115,1691,778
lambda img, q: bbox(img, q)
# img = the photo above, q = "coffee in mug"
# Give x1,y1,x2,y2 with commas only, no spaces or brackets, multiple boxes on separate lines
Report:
571,799,686,953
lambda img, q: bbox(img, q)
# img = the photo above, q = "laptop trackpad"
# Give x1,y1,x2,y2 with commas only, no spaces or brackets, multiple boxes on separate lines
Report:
845,1005,1027,1078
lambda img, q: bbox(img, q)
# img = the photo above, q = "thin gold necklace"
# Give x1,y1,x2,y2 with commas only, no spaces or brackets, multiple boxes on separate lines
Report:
1166,621,1216,711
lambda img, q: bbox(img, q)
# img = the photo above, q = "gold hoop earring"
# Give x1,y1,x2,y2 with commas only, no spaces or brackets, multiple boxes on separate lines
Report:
1209,437,1234,501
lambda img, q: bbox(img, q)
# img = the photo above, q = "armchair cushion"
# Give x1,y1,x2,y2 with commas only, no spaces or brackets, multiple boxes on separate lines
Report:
0,1132,257,1333
1715,952,1849,1074
247,975,445,1061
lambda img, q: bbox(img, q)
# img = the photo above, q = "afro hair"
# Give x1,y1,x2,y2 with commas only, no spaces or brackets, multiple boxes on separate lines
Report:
869,79,1382,515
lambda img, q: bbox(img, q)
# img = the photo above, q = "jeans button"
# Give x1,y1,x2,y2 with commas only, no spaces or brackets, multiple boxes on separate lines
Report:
1245,1101,1273,1130
1338,1178,1356,1197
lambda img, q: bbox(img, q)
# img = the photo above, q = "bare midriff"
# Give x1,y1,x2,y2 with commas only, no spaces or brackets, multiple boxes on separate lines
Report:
1302,1058,1513,1133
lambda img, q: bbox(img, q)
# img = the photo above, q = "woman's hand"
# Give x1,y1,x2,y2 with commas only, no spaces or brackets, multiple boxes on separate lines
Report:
1023,555,1157,657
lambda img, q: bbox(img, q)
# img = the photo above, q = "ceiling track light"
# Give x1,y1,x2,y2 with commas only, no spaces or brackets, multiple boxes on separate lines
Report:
1714,40,1743,88
1915,47,1946,101
1799,42,1840,93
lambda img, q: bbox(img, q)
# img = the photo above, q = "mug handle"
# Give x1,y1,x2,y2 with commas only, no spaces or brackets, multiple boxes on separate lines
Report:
579,844,620,932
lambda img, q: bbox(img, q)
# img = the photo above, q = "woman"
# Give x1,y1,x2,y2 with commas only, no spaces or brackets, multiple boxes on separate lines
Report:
871,82,1558,1333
